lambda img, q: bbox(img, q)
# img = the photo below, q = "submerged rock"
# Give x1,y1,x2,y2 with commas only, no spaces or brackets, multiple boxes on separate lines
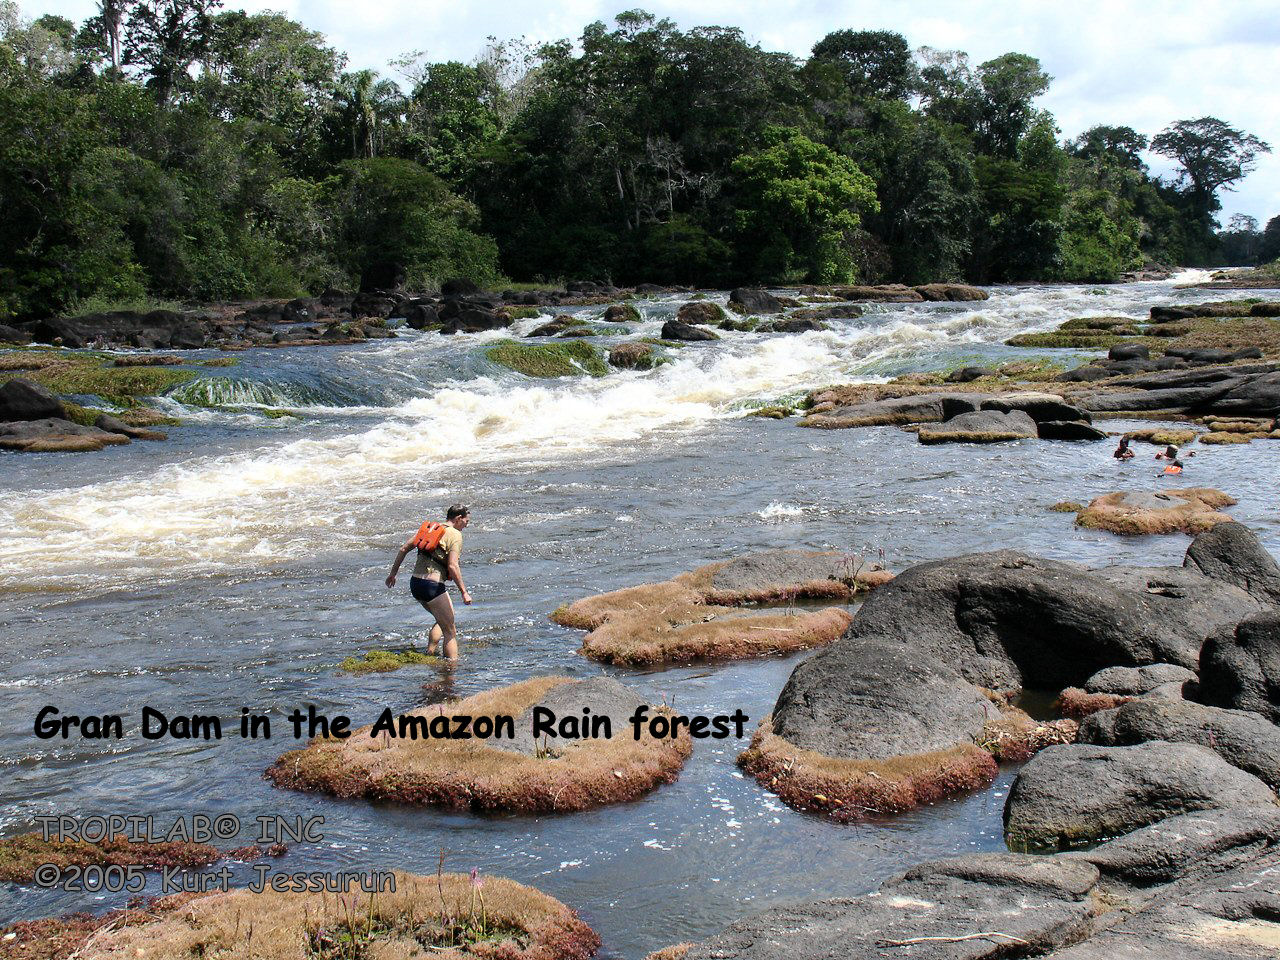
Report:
1004,742,1276,851
0,417,131,452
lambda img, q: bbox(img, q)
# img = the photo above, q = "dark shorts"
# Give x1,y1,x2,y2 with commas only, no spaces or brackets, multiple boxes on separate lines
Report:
410,577,448,604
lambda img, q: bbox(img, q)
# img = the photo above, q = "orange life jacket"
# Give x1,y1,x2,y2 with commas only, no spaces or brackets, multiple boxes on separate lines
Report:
1163,465,1183,475
413,521,448,551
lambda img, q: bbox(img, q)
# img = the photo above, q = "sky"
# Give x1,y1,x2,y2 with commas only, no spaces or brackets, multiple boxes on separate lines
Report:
25,0,1280,226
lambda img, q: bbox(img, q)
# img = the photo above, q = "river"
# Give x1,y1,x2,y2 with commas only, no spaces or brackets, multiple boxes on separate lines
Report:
1,271,1277,957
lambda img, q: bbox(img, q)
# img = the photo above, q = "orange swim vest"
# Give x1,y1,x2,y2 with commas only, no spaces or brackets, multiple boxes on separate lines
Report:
413,521,448,551
1163,465,1183,475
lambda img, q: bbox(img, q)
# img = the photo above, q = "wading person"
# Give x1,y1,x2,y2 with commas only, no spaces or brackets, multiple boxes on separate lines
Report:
385,505,472,660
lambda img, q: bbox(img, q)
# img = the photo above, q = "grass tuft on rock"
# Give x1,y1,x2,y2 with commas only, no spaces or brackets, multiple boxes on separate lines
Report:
267,676,691,814
1049,501,1083,513
486,339,609,378
0,871,600,960
0,833,276,884
6,354,196,403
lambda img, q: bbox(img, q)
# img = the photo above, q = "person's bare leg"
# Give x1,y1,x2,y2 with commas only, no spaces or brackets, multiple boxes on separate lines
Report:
425,592,458,660
426,623,443,655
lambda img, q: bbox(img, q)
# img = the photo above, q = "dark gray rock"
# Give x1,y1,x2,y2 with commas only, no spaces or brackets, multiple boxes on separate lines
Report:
810,393,985,427
847,550,1262,691
1084,664,1196,696
507,677,647,756
772,637,999,760
676,301,725,325
1199,612,1280,724
1038,420,1108,441
440,277,479,297
707,550,857,601
661,319,720,341
1058,365,1113,382
948,366,997,382
728,288,783,315
981,392,1091,422
1080,699,1280,789
439,308,512,335
1004,742,1276,851
1185,522,1280,606
1108,364,1278,390
917,409,1038,443
1064,806,1280,886
1078,383,1242,412
1044,846,1280,959
400,303,440,329
0,323,31,344
1208,371,1280,417
681,853,1099,960
1110,343,1150,361
0,377,64,421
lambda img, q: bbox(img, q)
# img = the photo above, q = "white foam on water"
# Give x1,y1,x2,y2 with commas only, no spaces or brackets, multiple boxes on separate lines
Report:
758,503,804,519
0,283,1189,587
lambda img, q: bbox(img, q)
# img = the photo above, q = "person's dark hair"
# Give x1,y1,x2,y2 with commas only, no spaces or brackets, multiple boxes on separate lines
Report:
446,504,470,520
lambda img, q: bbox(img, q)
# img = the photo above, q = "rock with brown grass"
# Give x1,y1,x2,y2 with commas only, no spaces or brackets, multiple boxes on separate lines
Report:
0,871,600,960
551,550,884,665
1075,489,1237,536
267,676,691,813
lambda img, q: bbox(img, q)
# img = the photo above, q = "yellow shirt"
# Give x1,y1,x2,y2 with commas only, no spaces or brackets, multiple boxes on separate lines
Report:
411,526,462,580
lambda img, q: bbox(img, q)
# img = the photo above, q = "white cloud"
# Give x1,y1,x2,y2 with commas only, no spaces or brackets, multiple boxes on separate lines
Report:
24,0,1280,222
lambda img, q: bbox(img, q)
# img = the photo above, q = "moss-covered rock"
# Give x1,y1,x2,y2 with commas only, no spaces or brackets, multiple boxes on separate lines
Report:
500,305,545,321
7,355,196,404
602,303,641,323
339,648,442,674
486,339,609,378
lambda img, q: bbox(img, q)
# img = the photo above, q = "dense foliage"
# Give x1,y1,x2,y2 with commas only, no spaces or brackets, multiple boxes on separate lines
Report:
0,3,1273,319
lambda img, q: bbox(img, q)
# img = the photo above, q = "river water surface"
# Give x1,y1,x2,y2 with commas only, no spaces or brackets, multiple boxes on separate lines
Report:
2,273,1278,957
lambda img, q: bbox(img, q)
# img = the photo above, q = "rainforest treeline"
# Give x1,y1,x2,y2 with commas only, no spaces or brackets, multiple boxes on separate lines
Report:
2,2,1276,320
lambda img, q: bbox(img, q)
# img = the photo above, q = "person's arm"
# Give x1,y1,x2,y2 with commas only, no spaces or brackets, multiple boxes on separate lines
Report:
386,537,416,587
446,547,471,604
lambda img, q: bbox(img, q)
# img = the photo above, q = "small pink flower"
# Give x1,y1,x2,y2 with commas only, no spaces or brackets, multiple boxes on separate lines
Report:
470,867,483,889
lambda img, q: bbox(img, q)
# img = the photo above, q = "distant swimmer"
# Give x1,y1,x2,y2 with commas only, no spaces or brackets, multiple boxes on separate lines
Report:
385,504,472,660
1113,436,1135,460
1163,459,1184,475
1156,443,1194,461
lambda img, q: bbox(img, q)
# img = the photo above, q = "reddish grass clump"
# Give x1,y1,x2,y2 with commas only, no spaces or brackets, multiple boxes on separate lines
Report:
1056,687,1133,721
267,676,691,814
737,716,999,823
0,873,600,960
551,553,883,666
0,834,280,884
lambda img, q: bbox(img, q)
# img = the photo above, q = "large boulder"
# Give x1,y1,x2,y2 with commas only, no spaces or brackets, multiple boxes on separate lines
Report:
1078,383,1243,413
913,283,989,301
661,319,719,341
1080,699,1280,789
1199,612,1280,723
771,638,1001,761
728,288,783,315
675,853,1099,960
359,261,405,292
602,304,640,323
1109,343,1150,361
1004,742,1276,851
0,377,64,421
917,409,1038,444
845,548,1264,689
981,392,1090,423
1184,520,1280,605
